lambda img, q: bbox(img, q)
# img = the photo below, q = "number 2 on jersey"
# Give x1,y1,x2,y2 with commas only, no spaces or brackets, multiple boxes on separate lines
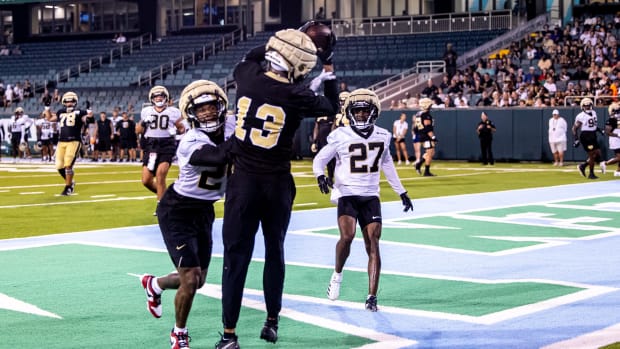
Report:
350,142,384,173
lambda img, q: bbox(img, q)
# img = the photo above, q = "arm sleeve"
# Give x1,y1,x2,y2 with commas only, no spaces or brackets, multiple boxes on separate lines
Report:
312,137,338,177
381,139,407,195
188,138,232,166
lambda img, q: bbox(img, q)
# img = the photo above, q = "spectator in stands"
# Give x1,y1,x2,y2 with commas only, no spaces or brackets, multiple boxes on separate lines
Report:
52,89,61,104
94,111,113,162
10,45,22,55
41,89,52,109
339,81,349,93
573,65,588,81
12,83,23,105
443,42,458,79
23,80,33,99
0,45,9,56
421,79,439,98
315,7,326,20
475,90,492,107
113,33,127,43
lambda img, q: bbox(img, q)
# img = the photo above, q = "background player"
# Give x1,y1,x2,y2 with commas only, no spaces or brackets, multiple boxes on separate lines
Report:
137,85,185,214
573,97,605,179
312,88,413,312
54,92,93,195
140,80,233,349
413,98,438,176
603,102,620,176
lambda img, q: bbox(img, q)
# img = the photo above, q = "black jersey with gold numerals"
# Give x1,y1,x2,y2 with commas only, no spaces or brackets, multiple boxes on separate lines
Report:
57,107,90,142
231,45,338,174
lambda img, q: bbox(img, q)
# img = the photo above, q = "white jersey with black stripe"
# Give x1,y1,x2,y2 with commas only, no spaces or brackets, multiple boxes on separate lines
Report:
172,116,235,201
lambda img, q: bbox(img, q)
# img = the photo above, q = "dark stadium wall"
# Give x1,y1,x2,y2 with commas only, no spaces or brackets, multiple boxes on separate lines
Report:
264,0,302,30
137,0,157,37
10,4,29,43
297,108,612,163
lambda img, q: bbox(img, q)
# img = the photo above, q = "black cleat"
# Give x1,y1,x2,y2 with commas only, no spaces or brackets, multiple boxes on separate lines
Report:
588,173,599,180
365,295,378,312
578,164,586,177
215,333,240,349
423,172,436,177
260,319,279,343
414,161,422,175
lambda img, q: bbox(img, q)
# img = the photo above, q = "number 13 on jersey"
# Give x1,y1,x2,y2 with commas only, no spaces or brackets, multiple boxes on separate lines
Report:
235,96,286,149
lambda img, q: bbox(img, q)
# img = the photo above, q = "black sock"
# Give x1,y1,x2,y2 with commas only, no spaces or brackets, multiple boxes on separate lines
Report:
425,165,430,173
223,332,236,340
58,168,66,179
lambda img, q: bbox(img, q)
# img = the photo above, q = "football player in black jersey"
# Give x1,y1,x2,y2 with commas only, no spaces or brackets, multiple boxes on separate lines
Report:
215,28,338,349
55,92,93,196
414,98,438,176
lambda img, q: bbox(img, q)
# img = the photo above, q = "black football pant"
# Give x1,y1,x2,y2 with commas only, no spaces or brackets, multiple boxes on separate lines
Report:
480,138,494,165
221,169,296,329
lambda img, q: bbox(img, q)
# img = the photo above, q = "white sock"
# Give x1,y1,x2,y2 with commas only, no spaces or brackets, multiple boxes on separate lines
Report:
174,326,187,334
151,277,163,294
331,271,342,282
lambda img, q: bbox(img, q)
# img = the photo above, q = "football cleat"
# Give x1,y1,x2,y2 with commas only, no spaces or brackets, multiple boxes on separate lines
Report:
600,161,607,174
170,329,191,349
414,161,422,175
215,333,240,349
260,319,279,343
365,295,378,312
588,173,599,180
326,272,342,301
141,274,162,318
60,185,72,196
578,164,586,178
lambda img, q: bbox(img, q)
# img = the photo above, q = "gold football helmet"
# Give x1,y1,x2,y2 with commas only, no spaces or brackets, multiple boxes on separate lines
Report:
149,85,170,107
14,107,24,114
344,88,380,131
179,80,228,133
61,92,78,111
580,97,593,114
265,29,317,82
608,102,620,117
419,97,433,112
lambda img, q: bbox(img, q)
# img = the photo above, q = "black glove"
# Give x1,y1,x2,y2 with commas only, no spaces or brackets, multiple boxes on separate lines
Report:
317,174,333,194
400,192,413,212
573,139,580,148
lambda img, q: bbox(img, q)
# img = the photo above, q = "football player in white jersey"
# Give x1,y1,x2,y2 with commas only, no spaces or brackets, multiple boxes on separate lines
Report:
35,110,55,162
140,80,233,349
137,85,185,213
603,102,620,176
572,97,605,179
312,88,413,312
9,107,31,161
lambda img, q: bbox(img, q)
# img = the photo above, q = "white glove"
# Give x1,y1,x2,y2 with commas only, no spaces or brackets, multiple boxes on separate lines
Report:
169,127,177,136
309,70,336,94
143,115,156,124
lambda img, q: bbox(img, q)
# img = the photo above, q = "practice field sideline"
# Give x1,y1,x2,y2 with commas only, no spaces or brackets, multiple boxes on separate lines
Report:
1,181,619,348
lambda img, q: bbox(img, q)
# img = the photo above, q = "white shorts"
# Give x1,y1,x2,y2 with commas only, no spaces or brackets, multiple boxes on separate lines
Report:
549,141,566,153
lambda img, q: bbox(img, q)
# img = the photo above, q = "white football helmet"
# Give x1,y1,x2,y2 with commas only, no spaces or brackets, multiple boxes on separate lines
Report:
344,88,380,131
18,141,28,152
265,29,317,83
580,97,593,114
61,92,78,111
14,107,24,115
179,80,228,133
608,102,620,117
149,85,170,107
419,97,433,112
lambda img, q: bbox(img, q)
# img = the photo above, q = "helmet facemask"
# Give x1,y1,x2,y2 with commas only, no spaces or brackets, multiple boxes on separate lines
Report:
186,94,226,133
347,101,378,131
